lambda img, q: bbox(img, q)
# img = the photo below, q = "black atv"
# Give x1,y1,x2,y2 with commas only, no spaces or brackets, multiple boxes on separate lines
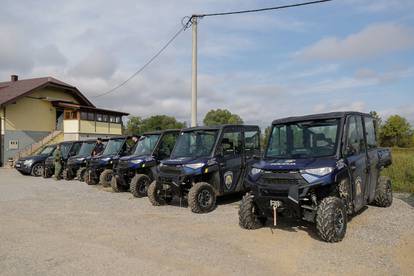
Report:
84,136,136,187
148,125,261,213
239,111,393,242
62,139,108,181
43,141,83,179
111,130,180,197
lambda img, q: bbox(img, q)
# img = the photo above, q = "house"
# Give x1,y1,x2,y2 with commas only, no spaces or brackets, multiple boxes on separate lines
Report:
0,75,128,166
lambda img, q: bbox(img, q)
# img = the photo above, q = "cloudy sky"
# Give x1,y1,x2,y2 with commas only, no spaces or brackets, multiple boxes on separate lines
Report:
1,0,413,128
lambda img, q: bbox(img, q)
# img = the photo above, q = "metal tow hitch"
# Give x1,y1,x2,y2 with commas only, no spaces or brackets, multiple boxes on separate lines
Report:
270,200,282,226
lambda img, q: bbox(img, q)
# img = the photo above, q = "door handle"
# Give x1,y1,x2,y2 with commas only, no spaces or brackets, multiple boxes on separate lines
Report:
350,165,357,171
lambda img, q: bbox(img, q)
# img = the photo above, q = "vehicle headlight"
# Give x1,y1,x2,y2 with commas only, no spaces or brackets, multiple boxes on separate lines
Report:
23,159,33,166
101,157,111,162
251,167,263,175
131,159,143,164
184,163,205,170
302,167,333,176
77,157,85,162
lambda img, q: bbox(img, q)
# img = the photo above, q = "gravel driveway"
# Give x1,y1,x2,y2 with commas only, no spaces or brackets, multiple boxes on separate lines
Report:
0,168,413,276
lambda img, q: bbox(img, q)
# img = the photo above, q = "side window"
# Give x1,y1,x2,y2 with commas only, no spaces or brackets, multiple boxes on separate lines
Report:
221,130,242,156
245,130,260,154
346,116,366,155
365,117,377,149
70,143,82,155
158,133,179,159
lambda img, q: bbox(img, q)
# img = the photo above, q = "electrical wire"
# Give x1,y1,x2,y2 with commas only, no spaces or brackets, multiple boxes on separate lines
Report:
93,0,332,98
193,0,332,18
93,18,192,98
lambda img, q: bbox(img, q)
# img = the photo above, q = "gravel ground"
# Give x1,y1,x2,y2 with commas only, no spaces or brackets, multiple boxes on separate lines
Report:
0,168,413,276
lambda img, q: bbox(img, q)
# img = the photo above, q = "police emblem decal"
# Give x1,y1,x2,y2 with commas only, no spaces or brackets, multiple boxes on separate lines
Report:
224,171,233,190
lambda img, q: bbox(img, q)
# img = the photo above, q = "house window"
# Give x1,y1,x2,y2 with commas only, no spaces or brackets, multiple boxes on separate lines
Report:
102,114,109,122
96,113,103,122
64,110,78,120
87,112,95,121
110,116,116,123
80,111,88,120
116,116,121,124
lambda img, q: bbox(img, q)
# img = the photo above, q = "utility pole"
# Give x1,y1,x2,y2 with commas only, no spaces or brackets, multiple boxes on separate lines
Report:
191,15,198,127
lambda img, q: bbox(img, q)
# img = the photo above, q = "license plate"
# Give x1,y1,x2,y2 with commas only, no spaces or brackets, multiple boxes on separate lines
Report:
270,200,282,208
162,184,170,190
15,164,21,168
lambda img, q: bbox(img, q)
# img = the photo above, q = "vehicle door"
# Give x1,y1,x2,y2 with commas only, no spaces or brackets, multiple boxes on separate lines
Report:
216,126,243,194
363,116,380,203
242,127,261,185
156,132,179,161
344,115,369,212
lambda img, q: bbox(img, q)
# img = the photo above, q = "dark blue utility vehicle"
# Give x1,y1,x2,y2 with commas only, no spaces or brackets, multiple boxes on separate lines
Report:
111,130,180,197
43,141,83,178
148,125,261,213
85,136,136,186
62,139,108,181
14,144,57,176
239,112,393,242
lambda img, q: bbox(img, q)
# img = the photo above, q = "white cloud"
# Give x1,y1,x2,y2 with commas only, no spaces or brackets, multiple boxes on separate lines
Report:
69,50,118,79
297,23,414,61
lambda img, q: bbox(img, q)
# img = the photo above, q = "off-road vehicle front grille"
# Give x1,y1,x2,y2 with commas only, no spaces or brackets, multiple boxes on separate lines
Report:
160,165,182,175
117,160,129,169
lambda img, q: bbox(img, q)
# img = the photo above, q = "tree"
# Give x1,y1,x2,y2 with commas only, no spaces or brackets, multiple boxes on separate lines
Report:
203,109,243,126
379,115,413,147
125,115,185,135
261,126,272,150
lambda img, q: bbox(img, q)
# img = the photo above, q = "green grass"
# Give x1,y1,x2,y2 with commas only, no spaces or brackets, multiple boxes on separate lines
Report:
382,148,414,194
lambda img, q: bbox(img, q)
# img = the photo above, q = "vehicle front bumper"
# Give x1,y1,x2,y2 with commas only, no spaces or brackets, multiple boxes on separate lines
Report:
14,161,32,174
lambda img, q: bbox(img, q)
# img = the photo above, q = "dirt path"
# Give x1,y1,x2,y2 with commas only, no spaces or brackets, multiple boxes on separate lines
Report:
0,169,413,275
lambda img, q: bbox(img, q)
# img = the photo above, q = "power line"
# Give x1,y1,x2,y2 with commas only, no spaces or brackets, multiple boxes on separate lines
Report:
193,0,333,18
93,18,192,98
94,0,332,98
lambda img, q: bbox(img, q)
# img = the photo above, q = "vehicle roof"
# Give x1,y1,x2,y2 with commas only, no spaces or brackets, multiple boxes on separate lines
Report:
182,124,259,131
59,140,82,145
272,111,371,125
143,129,181,135
108,135,132,140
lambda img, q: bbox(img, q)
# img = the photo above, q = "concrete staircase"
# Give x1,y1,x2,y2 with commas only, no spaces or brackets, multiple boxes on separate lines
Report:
9,130,63,166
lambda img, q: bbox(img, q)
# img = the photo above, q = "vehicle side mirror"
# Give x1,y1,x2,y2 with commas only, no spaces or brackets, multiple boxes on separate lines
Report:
345,145,356,156
252,154,260,160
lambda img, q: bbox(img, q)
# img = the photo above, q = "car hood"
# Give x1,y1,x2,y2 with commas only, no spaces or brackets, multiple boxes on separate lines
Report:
18,154,49,162
253,157,338,171
119,154,152,162
162,156,211,166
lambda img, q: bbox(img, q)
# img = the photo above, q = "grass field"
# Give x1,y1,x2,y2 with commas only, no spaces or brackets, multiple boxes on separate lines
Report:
383,148,414,194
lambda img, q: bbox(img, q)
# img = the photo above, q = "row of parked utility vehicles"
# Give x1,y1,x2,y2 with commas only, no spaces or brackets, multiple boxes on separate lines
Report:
15,112,393,242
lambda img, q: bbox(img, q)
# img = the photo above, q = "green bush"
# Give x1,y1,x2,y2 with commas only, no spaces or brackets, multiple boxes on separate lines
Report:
382,148,414,194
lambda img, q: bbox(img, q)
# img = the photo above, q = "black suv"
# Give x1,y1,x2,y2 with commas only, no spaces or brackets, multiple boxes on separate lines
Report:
15,144,56,177
239,112,393,242
43,141,83,178
85,136,136,186
111,130,180,197
148,125,261,213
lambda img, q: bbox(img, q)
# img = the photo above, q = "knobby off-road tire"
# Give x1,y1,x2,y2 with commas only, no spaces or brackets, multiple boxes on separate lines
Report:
316,197,347,243
188,182,216,214
76,167,87,182
111,175,129,192
99,169,113,187
148,181,167,206
239,194,266,229
130,174,150,197
85,169,98,185
31,163,44,177
373,176,393,207
62,168,75,180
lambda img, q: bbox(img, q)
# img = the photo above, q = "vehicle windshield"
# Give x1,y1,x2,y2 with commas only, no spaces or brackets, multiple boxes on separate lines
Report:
78,142,96,156
60,143,73,159
133,134,160,156
39,146,55,155
266,119,340,159
171,130,218,158
102,139,124,155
